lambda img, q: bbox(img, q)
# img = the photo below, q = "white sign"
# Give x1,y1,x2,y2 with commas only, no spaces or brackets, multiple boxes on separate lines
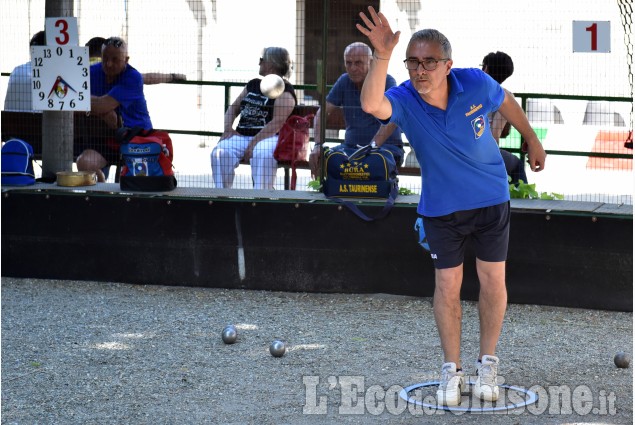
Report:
31,45,91,111
45,17,79,46
573,21,610,53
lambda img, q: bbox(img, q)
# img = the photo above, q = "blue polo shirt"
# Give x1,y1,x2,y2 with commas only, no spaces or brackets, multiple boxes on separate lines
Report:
385,68,508,217
90,62,153,130
327,73,402,147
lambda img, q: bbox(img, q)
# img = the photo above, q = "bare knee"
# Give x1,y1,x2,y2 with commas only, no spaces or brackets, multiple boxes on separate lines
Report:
77,149,107,182
434,265,463,301
476,259,506,289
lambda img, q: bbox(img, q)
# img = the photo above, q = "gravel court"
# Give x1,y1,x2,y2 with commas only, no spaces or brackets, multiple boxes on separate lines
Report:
1,277,632,424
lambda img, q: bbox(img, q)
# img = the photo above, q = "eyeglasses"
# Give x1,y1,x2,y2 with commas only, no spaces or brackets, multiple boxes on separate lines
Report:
403,58,450,71
104,37,124,48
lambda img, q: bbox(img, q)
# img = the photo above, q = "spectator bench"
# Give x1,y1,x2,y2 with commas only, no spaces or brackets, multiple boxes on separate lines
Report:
237,105,421,190
1,109,421,188
1,110,117,159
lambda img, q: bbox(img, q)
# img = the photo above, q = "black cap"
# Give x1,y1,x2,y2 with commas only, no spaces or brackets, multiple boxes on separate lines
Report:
30,31,46,46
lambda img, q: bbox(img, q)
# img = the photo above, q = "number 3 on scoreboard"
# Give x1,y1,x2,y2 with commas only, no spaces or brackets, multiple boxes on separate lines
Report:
44,17,79,46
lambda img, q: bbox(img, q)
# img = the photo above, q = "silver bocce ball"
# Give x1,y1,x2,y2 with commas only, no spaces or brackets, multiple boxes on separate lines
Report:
614,351,630,368
269,340,286,357
260,74,285,99
221,325,237,344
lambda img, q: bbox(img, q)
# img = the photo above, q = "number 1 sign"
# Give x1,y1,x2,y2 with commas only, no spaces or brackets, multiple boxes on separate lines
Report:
573,21,610,53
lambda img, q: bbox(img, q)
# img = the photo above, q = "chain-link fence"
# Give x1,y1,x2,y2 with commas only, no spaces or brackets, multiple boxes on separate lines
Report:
1,0,633,203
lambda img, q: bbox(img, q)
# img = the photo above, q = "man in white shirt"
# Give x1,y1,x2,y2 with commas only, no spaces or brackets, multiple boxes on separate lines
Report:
3,31,46,112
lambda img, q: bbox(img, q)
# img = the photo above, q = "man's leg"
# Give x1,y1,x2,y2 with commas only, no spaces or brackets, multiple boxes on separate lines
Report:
473,258,506,402
434,264,467,406
475,259,507,358
433,264,464,367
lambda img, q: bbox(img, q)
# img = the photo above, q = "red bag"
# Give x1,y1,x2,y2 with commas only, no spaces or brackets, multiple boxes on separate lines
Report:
273,114,314,190
118,127,176,191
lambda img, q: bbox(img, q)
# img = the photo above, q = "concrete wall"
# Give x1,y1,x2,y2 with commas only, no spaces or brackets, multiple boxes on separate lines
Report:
2,187,632,311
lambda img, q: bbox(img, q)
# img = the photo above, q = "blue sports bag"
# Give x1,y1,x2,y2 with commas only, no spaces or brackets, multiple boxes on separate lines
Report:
1,138,36,186
323,144,399,221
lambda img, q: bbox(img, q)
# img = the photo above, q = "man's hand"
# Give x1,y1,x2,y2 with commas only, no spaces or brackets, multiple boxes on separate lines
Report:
96,110,120,129
356,6,400,56
309,145,322,179
525,139,547,172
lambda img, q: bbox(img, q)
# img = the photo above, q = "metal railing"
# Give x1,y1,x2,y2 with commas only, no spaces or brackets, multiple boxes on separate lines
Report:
159,80,633,162
2,73,631,161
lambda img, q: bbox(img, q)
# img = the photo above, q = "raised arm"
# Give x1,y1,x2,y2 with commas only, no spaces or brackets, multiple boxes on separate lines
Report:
356,6,400,120
497,91,547,172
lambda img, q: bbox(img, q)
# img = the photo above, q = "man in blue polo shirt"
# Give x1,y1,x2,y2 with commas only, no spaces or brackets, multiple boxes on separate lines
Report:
357,6,546,407
76,36,152,181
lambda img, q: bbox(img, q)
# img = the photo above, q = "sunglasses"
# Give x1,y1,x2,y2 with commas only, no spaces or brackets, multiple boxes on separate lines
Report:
104,37,124,48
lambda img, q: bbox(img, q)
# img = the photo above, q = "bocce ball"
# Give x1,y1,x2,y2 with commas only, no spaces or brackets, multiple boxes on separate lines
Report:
221,325,237,344
260,74,285,99
614,351,630,368
269,340,286,357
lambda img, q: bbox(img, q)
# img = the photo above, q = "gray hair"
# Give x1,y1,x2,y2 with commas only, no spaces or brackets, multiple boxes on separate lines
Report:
343,42,372,58
262,47,292,78
101,36,128,55
409,29,452,59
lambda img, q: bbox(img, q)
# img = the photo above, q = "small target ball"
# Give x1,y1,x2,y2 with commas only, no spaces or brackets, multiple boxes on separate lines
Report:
221,325,237,344
614,351,630,368
260,74,285,99
269,340,286,357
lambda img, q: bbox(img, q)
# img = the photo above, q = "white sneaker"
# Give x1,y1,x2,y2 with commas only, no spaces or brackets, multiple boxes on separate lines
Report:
436,362,465,406
473,355,500,401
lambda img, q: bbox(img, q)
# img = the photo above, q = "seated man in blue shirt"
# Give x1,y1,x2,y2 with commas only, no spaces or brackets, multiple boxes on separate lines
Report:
309,42,403,178
76,36,153,181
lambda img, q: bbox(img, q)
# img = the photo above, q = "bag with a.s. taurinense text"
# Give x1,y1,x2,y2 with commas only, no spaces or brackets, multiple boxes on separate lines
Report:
323,144,398,221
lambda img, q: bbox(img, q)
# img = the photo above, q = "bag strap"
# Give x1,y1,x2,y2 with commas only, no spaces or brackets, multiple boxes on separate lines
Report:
117,126,147,144
348,144,373,161
327,182,398,222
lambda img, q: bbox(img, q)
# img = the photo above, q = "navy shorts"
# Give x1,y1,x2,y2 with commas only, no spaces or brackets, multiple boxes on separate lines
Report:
421,201,510,269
